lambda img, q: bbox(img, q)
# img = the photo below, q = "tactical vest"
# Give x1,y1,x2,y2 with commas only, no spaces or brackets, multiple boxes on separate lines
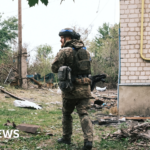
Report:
71,47,91,75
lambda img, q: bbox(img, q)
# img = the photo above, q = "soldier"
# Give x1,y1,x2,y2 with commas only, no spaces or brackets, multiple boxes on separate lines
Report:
51,28,93,150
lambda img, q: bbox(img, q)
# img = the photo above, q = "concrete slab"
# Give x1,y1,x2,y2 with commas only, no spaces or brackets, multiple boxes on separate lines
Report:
119,85,150,116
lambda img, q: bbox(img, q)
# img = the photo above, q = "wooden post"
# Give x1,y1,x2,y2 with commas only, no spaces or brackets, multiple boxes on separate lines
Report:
18,0,27,89
18,0,22,87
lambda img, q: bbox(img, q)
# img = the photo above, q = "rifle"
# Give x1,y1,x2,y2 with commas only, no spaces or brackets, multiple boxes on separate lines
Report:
89,74,106,91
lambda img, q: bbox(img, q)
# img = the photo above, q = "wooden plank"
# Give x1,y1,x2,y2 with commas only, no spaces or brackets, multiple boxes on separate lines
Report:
0,88,25,101
121,117,150,120
29,78,42,88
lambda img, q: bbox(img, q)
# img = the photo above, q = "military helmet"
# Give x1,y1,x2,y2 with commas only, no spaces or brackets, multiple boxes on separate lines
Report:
59,28,81,40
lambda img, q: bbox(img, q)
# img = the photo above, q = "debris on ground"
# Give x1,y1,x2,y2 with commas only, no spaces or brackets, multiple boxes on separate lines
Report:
93,112,150,126
0,87,26,101
4,120,40,134
14,100,42,109
91,90,117,113
4,120,16,128
103,122,150,143
57,87,62,95
96,86,106,91
5,94,11,98
29,78,42,88
46,132,54,136
8,109,15,111
16,124,40,134
49,89,54,93
50,101,62,106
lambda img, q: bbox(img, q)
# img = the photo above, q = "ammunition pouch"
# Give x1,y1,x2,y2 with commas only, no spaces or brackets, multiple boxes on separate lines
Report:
75,75,91,85
58,66,74,92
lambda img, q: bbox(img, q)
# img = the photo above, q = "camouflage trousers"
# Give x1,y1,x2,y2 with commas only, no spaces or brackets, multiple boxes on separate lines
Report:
62,98,93,142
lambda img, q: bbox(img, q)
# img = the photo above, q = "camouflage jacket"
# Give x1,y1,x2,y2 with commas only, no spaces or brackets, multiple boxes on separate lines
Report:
51,39,92,99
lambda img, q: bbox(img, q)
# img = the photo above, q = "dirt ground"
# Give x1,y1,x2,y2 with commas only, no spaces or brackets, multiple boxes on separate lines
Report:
0,86,146,150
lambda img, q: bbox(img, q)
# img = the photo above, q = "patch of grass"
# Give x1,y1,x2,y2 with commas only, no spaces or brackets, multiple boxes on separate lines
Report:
0,86,139,149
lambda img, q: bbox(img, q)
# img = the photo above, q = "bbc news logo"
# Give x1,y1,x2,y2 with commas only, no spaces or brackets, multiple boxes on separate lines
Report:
0,130,19,138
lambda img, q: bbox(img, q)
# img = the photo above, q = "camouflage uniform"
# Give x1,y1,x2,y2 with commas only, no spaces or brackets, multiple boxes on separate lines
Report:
51,39,93,142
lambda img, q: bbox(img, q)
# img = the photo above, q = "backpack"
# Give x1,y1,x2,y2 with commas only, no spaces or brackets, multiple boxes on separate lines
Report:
72,47,91,75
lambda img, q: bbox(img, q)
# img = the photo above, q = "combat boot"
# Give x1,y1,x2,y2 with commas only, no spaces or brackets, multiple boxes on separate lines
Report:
57,137,71,144
82,141,93,150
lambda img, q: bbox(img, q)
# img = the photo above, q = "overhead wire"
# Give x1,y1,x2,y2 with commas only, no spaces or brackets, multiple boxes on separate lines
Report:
96,0,101,13
86,0,111,30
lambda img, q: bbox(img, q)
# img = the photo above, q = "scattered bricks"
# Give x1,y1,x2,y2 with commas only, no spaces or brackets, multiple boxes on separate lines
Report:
16,124,40,134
